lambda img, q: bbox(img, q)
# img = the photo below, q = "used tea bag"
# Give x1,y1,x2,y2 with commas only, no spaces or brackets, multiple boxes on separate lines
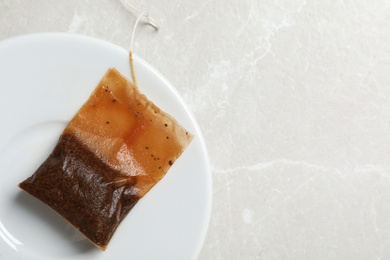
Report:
18,68,193,250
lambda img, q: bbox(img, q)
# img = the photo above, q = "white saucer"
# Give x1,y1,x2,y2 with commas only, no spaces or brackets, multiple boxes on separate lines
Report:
0,33,211,260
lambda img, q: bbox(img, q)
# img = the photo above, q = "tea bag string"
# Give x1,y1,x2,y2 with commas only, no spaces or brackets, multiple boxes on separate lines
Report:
119,0,160,30
122,1,160,88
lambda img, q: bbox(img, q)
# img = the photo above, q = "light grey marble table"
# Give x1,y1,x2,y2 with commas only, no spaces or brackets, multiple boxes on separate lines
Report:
2,0,390,259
